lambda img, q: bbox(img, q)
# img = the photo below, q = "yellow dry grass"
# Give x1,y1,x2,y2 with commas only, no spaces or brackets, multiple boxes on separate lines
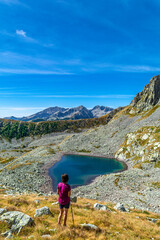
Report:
0,194,159,240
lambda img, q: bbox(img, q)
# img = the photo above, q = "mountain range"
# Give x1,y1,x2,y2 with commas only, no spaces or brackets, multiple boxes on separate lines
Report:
5,105,114,122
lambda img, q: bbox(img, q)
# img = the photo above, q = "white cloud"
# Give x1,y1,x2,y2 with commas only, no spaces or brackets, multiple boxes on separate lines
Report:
115,65,160,72
15,29,37,43
0,68,73,75
15,30,54,46
16,29,26,37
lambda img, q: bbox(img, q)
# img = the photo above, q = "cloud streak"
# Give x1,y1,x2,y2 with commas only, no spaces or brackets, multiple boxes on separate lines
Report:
82,63,160,73
0,68,73,75
16,29,38,43
33,95,134,99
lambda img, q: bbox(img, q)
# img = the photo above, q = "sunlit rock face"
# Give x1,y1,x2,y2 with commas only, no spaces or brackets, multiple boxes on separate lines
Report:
130,75,160,113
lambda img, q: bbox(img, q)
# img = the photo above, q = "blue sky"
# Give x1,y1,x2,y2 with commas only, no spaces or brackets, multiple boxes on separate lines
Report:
0,0,160,117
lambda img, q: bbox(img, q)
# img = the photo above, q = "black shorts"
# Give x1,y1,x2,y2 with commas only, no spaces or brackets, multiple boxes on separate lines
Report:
59,202,70,209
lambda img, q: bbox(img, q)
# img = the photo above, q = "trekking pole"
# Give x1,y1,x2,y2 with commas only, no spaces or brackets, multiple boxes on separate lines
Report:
70,203,74,226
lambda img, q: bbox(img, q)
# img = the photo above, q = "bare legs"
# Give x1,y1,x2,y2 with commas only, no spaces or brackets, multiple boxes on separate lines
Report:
58,208,68,226
63,209,68,226
58,208,63,225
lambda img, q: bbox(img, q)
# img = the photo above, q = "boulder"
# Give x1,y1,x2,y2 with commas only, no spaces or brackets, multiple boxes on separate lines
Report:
93,203,107,211
34,200,40,204
0,208,7,215
34,206,53,217
0,211,34,237
51,201,58,205
28,236,34,239
114,203,127,212
41,234,52,238
81,223,99,230
1,231,13,239
147,218,158,223
142,134,149,140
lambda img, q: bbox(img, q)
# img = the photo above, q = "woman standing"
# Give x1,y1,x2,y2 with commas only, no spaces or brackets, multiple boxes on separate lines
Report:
57,174,71,226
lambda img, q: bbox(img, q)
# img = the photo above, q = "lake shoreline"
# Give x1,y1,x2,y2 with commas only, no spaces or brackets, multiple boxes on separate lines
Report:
40,151,128,194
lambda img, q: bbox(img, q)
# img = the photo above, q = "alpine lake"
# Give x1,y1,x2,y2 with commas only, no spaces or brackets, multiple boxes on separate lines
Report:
49,154,126,191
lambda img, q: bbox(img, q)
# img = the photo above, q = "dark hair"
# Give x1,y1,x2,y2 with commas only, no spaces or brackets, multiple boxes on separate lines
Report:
62,174,69,183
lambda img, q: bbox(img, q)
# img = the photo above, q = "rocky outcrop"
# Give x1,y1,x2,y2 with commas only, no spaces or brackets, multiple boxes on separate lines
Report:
0,208,7,215
34,206,53,217
0,211,34,237
115,126,160,165
130,75,160,113
114,203,127,212
80,223,99,231
93,203,107,210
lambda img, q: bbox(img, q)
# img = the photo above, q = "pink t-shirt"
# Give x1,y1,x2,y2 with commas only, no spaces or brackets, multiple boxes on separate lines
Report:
57,182,71,205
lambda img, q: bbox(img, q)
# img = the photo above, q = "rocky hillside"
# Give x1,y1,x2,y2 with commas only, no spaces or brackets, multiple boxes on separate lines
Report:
5,105,113,122
0,75,160,215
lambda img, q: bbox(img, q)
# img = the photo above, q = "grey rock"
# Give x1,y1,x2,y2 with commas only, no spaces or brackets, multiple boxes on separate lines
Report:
114,203,127,212
34,206,53,217
81,223,99,230
93,203,107,210
28,236,34,239
5,232,13,239
51,201,58,205
38,193,43,196
0,211,34,235
41,234,52,238
0,208,7,215
1,231,13,239
34,200,40,204
49,228,56,232
147,218,158,223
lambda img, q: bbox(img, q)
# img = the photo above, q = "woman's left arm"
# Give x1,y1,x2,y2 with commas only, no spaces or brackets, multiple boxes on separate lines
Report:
68,190,71,197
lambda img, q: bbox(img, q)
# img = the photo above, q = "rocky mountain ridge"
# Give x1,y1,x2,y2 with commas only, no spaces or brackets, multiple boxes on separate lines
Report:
5,105,114,122
129,75,160,114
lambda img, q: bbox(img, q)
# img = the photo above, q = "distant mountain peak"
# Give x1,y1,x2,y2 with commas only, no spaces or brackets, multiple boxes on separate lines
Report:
91,106,114,118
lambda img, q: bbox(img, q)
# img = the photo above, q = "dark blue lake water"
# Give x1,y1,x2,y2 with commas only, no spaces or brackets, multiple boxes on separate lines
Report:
49,154,126,191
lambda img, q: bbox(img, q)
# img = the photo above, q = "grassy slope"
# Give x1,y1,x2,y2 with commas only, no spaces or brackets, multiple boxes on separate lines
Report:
0,194,159,240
